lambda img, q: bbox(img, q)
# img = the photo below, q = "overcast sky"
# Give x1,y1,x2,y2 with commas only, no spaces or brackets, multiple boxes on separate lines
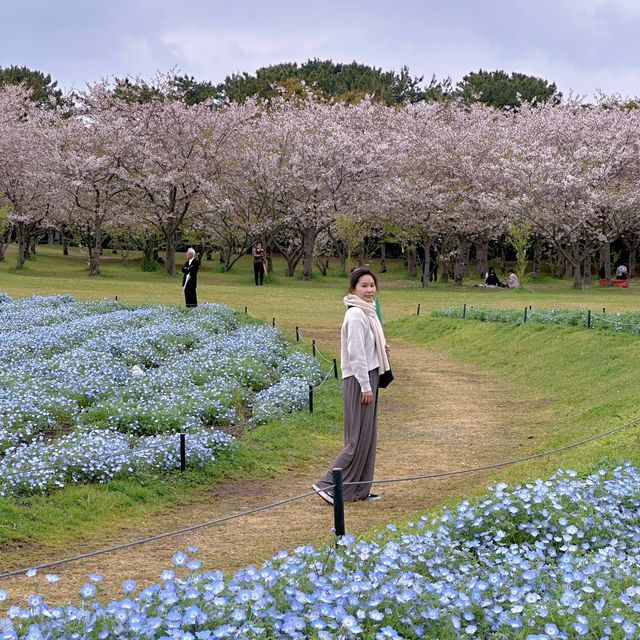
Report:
2,0,639,100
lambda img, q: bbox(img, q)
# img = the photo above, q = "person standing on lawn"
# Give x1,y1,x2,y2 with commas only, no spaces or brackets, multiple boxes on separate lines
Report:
313,267,391,504
253,242,267,286
181,247,200,308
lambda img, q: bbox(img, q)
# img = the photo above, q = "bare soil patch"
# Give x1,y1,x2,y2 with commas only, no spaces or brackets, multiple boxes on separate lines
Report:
0,336,542,607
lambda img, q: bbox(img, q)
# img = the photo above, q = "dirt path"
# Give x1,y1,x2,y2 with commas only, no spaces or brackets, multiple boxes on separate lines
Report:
1,335,539,607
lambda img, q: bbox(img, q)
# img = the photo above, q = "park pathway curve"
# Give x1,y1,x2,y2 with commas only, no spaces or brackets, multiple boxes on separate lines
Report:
1,332,540,606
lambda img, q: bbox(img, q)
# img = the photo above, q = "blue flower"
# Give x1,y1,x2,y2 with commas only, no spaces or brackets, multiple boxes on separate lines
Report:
122,579,136,594
79,583,96,598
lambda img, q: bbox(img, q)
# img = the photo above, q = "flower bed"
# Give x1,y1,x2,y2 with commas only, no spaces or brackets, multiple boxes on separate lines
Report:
3,463,640,638
0,294,323,496
433,305,640,336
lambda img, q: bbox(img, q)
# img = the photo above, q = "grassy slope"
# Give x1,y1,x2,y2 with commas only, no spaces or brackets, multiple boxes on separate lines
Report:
386,315,640,482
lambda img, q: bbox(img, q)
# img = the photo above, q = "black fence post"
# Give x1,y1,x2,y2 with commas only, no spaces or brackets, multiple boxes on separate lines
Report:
312,340,316,356
115,296,118,302
587,309,591,329
272,317,275,327
523,307,528,323
244,306,248,314
180,433,186,472
332,468,345,537
333,358,338,378
296,326,300,342
417,303,421,316
603,307,606,314
308,385,314,412
463,303,466,318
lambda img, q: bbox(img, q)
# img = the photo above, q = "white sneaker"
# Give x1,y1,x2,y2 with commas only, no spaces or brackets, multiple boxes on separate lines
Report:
312,484,334,505
364,493,380,501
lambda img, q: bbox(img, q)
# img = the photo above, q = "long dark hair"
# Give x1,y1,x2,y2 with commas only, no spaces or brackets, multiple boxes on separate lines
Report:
347,267,378,293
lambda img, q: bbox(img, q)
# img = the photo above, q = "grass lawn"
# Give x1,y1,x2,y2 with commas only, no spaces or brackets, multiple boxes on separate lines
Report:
1,243,640,553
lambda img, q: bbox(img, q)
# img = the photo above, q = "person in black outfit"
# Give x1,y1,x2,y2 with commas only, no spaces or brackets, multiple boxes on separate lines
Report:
253,242,266,285
485,266,501,287
181,247,200,307
429,245,439,282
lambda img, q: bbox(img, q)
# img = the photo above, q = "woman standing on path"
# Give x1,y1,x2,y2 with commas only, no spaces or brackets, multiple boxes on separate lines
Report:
313,268,391,504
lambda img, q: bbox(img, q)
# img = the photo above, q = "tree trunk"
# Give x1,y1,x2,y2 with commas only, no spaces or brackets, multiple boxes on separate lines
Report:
380,241,387,273
569,245,582,290
573,265,582,289
60,224,68,256
583,254,591,288
623,234,639,279
565,258,572,279
407,247,417,277
416,243,429,287
475,239,489,276
533,235,542,279
499,240,506,274
315,255,329,275
278,244,303,277
0,226,10,262
267,250,273,275
454,237,470,286
301,228,317,281
554,249,564,279
88,216,102,276
165,230,177,275
15,222,27,268
600,241,612,286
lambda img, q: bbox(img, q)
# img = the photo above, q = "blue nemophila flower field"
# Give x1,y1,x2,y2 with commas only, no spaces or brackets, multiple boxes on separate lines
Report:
0,293,322,497
433,306,640,335
3,463,640,638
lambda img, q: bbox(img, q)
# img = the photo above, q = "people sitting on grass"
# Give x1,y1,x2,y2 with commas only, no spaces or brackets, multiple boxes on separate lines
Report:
506,269,520,288
616,264,628,280
485,266,501,287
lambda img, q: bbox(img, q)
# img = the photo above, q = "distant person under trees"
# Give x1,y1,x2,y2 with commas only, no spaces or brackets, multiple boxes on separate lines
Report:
429,245,439,282
253,242,266,285
506,269,520,288
485,266,501,287
616,264,628,280
181,248,200,307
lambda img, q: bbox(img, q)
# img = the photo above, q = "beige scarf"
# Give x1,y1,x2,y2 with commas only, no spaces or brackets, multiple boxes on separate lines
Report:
343,293,390,374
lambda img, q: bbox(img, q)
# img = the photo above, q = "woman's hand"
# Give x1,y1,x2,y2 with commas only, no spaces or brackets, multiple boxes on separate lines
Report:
361,390,373,405
385,344,391,356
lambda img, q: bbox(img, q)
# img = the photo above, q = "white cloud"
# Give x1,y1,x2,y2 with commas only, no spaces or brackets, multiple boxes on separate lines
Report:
118,35,154,68
161,29,331,65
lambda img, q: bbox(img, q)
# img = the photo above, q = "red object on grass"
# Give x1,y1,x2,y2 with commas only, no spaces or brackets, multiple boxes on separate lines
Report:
598,278,629,287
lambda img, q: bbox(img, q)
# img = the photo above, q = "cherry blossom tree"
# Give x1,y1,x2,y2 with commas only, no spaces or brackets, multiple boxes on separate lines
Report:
47,88,133,275
100,79,258,275
0,84,56,268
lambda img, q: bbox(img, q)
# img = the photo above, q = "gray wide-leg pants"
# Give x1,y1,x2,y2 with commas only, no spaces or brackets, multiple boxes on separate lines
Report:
316,369,379,501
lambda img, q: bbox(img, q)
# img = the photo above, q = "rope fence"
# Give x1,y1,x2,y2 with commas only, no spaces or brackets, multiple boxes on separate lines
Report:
429,303,640,335
2,413,638,580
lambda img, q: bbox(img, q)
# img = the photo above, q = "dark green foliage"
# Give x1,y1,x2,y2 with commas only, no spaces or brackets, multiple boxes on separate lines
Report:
456,69,562,108
171,74,220,105
140,256,163,272
215,59,450,105
0,65,64,109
